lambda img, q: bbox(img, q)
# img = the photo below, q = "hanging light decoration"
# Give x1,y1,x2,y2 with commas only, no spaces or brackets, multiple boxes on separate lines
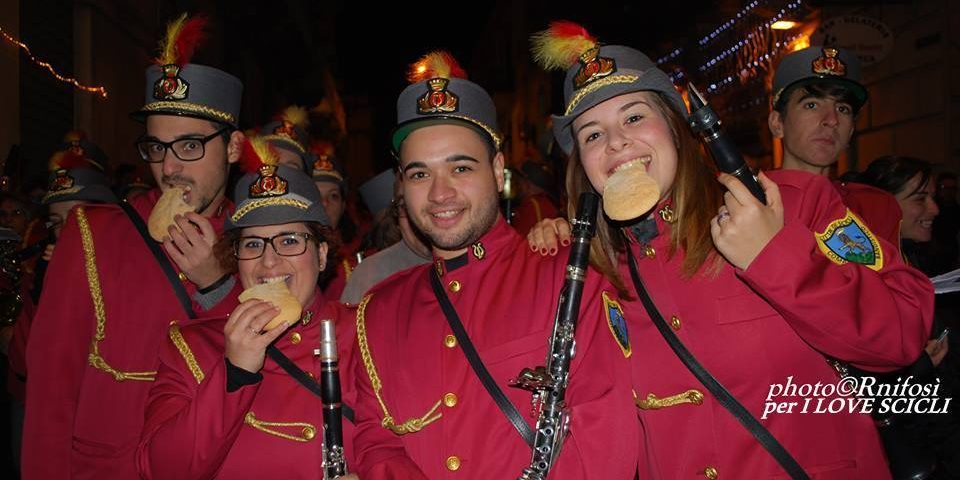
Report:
0,26,108,99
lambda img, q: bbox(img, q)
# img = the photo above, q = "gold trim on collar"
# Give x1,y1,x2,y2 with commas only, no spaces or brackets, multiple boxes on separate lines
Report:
356,294,443,434
76,207,157,382
168,323,204,384
244,412,316,442
564,74,640,115
635,389,704,410
231,198,309,223
140,101,236,124
434,259,445,277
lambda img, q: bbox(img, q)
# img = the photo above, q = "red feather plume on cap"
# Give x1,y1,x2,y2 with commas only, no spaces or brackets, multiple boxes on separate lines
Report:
240,136,280,174
155,13,209,66
48,150,88,172
49,130,92,171
530,20,598,71
407,50,468,84
310,140,335,158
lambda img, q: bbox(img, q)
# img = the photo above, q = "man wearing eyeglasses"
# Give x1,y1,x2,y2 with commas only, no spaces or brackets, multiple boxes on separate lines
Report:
22,15,244,479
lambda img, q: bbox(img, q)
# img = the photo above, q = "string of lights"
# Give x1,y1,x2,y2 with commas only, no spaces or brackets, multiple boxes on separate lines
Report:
698,1,804,74
705,33,803,94
656,48,684,66
699,0,764,47
0,26,108,99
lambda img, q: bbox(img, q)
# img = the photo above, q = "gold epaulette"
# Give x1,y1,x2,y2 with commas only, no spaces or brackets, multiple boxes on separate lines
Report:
356,293,442,434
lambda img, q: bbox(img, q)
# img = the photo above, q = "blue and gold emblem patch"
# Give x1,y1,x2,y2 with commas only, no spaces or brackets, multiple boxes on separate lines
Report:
815,209,883,271
603,291,631,358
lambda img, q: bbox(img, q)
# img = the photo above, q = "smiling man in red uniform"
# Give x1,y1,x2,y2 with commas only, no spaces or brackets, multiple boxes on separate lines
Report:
350,51,637,478
22,15,243,479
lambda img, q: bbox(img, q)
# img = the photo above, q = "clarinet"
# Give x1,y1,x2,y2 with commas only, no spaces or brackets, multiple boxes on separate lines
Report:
511,192,600,480
687,82,767,204
319,319,348,479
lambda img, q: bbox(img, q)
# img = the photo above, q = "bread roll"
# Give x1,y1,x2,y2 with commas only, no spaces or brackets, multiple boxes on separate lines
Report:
238,281,302,331
147,187,194,241
602,165,661,221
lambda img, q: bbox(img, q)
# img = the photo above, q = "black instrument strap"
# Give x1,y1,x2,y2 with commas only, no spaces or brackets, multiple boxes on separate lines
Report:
266,345,355,424
118,201,196,319
428,269,535,448
626,247,809,480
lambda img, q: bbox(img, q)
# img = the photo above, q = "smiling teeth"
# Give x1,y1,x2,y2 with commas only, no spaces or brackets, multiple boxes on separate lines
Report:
433,210,458,218
613,157,652,174
260,275,290,284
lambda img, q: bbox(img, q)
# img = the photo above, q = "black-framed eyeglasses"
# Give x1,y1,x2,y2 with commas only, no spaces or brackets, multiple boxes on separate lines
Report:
233,232,316,260
135,127,228,163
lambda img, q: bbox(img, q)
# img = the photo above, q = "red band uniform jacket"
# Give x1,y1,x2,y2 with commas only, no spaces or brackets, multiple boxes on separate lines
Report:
22,189,234,479
351,217,639,479
622,170,934,479
137,291,358,479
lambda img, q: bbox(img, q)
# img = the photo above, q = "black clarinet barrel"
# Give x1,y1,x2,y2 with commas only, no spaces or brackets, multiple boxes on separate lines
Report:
319,319,347,478
687,83,767,204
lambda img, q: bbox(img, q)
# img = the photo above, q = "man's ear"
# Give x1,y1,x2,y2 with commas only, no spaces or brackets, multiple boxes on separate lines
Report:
493,151,505,193
768,110,785,139
226,130,246,164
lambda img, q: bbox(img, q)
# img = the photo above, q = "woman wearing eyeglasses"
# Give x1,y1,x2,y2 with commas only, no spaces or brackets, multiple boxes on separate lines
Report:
137,138,358,479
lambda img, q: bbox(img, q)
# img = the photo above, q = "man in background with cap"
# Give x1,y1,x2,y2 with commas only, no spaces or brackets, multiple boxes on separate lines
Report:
339,169,430,305
311,141,360,299
261,105,312,172
769,46,903,244
22,14,243,478
351,51,636,478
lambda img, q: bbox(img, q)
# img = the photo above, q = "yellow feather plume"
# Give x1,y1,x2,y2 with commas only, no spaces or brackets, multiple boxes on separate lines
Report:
157,13,188,66
248,136,279,167
530,21,598,71
280,106,310,128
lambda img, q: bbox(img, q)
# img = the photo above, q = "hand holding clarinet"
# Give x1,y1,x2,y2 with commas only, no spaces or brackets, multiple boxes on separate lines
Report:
688,82,785,270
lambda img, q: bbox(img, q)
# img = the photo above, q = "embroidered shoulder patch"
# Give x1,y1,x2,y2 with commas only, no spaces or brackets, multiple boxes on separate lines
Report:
815,209,883,271
603,291,631,358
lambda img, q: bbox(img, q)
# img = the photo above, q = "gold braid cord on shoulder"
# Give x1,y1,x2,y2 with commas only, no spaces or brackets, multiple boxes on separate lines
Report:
168,323,204,384
355,294,442,435
76,207,157,381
